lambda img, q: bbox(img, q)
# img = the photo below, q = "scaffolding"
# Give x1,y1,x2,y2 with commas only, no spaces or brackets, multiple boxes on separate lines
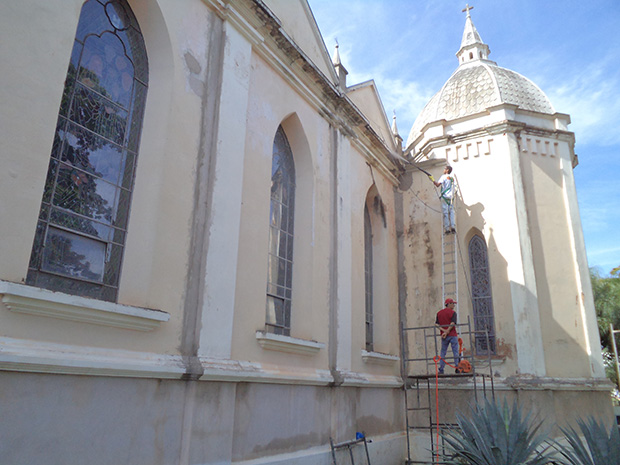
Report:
401,318,495,464
398,165,497,462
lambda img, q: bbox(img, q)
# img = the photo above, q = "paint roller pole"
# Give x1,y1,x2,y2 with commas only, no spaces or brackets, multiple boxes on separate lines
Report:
412,164,436,183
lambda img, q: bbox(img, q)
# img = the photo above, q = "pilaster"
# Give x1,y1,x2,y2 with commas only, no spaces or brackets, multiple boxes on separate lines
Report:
506,132,546,376
197,19,253,359
560,154,606,378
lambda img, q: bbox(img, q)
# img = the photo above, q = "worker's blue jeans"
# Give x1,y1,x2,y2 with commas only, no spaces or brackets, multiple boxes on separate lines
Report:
439,336,460,373
442,198,455,231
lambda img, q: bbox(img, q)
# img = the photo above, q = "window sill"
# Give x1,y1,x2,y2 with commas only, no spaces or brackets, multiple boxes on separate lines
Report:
255,331,324,356
0,281,169,331
361,350,400,366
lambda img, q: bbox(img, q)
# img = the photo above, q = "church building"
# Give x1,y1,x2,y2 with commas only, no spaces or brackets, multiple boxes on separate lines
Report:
0,1,611,464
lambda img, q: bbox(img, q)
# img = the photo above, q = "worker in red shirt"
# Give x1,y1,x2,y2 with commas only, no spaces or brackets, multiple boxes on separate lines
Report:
435,298,461,374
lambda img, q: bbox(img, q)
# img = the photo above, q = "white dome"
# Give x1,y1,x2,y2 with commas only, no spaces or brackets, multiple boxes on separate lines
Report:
407,10,555,147
407,61,555,146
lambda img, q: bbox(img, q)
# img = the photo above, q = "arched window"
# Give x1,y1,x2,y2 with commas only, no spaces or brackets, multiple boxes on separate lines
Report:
469,235,496,353
265,126,296,336
26,0,148,302
364,205,373,351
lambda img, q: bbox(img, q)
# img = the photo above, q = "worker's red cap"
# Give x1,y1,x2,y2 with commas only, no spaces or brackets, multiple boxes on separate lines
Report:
445,298,457,305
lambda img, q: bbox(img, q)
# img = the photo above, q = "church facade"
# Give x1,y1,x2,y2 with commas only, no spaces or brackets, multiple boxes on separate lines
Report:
0,1,611,464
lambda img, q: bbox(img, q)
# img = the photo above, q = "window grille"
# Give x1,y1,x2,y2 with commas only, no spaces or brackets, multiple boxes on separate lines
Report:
27,0,148,302
469,235,496,353
265,126,295,336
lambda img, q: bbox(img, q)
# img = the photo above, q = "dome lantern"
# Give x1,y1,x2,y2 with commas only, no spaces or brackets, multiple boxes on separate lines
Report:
456,5,491,64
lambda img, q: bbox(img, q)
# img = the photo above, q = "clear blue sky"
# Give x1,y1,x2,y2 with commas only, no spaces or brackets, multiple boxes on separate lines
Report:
309,0,620,276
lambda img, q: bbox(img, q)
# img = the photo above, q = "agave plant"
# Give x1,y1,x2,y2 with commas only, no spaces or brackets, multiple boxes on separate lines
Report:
556,417,620,465
439,398,557,465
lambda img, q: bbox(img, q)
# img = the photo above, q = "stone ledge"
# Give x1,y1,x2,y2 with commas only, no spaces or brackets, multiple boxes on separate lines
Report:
0,280,169,331
255,330,324,355
200,356,334,385
361,350,400,366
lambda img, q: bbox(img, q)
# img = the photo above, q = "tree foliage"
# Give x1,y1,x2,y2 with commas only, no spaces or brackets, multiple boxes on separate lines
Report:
590,266,620,387
590,267,620,350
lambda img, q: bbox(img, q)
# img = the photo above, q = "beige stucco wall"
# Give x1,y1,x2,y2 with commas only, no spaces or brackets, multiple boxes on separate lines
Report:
349,145,400,375
1,1,612,464
405,104,605,381
0,0,83,283
449,132,530,377
519,133,597,378
0,0,402,375
400,144,522,377
0,0,209,355
234,51,332,368
231,47,401,379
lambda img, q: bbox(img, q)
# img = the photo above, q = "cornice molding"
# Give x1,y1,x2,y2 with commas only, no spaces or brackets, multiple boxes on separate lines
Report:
201,0,402,183
0,337,184,379
0,336,401,388
412,119,575,162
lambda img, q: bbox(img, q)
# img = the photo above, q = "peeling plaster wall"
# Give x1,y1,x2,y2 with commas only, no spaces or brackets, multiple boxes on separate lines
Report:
403,114,605,381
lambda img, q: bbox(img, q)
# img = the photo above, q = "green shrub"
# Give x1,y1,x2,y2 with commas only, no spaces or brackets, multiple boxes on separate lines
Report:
556,417,620,465
440,398,557,465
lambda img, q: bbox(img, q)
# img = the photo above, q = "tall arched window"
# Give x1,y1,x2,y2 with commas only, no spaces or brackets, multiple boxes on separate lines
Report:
27,0,148,302
265,126,296,336
469,235,496,353
364,205,374,351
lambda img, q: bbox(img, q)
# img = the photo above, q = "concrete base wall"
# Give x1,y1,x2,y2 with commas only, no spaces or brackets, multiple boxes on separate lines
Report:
430,383,614,430
2,371,612,465
0,371,406,465
233,432,406,465
406,381,614,464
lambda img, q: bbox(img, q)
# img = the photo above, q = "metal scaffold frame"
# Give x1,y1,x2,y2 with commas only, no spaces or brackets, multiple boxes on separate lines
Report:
401,318,495,464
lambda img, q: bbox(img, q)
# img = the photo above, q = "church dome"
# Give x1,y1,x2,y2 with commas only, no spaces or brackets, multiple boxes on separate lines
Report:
407,8,555,147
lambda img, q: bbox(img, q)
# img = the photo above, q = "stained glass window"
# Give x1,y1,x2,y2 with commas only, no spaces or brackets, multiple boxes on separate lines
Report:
27,0,148,302
265,126,296,336
364,205,374,352
469,235,496,353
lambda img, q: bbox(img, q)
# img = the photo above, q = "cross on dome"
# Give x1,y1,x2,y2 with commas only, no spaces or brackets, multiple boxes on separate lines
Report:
456,4,490,64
